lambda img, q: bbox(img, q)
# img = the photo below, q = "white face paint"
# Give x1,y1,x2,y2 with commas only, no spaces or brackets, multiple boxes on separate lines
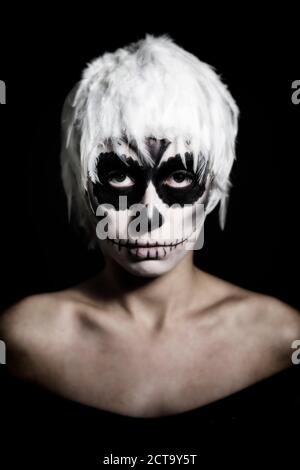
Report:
87,139,211,277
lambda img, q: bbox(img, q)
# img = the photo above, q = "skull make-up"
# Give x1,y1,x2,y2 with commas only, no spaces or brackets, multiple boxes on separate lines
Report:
60,35,239,274
86,140,211,277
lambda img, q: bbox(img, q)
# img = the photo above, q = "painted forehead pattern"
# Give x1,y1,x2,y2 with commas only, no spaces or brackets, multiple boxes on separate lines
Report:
127,137,171,164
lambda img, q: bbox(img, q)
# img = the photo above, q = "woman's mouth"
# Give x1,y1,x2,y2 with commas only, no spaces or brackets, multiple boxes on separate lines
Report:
106,238,189,260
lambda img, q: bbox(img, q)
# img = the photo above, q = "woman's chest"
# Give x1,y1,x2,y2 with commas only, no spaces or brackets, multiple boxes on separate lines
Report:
49,320,272,417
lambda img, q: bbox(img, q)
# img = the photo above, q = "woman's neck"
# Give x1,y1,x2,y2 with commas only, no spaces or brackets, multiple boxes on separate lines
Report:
96,253,203,329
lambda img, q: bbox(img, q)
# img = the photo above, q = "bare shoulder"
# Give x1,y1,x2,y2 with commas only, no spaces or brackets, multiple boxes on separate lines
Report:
201,271,300,358
205,271,299,323
245,292,300,343
240,293,300,371
0,292,79,379
0,292,78,339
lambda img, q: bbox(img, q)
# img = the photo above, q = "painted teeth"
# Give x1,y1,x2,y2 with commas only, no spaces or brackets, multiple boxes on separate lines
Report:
107,236,190,249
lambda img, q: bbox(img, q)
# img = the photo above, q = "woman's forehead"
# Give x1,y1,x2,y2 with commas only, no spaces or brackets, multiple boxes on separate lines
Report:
145,138,171,163
97,137,194,168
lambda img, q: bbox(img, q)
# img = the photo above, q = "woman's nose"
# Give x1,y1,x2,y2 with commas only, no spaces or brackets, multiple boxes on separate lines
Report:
139,182,164,233
145,204,164,232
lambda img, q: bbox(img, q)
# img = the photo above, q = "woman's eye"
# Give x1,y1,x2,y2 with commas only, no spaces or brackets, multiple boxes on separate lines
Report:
107,172,135,188
164,171,193,188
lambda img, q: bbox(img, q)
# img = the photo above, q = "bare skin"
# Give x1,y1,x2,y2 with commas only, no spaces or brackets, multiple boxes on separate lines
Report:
1,252,300,418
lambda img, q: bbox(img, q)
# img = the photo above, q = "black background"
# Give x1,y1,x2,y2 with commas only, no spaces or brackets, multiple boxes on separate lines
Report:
0,17,299,311
0,11,299,467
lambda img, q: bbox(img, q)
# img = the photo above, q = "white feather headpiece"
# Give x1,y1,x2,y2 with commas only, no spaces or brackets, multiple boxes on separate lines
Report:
60,34,239,248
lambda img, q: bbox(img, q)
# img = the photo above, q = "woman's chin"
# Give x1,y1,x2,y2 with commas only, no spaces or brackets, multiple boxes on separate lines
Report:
114,256,184,278
100,240,190,278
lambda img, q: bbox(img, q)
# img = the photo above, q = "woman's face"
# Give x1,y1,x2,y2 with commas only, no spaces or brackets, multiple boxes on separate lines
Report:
87,138,210,277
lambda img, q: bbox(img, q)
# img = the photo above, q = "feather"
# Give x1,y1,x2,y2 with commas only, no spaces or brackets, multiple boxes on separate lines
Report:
60,34,239,247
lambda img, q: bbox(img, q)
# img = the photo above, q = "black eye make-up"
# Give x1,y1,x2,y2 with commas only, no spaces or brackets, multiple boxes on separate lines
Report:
90,152,209,209
92,153,149,209
154,154,209,206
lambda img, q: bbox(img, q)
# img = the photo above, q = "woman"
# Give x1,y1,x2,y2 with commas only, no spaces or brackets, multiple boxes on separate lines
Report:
1,34,299,424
